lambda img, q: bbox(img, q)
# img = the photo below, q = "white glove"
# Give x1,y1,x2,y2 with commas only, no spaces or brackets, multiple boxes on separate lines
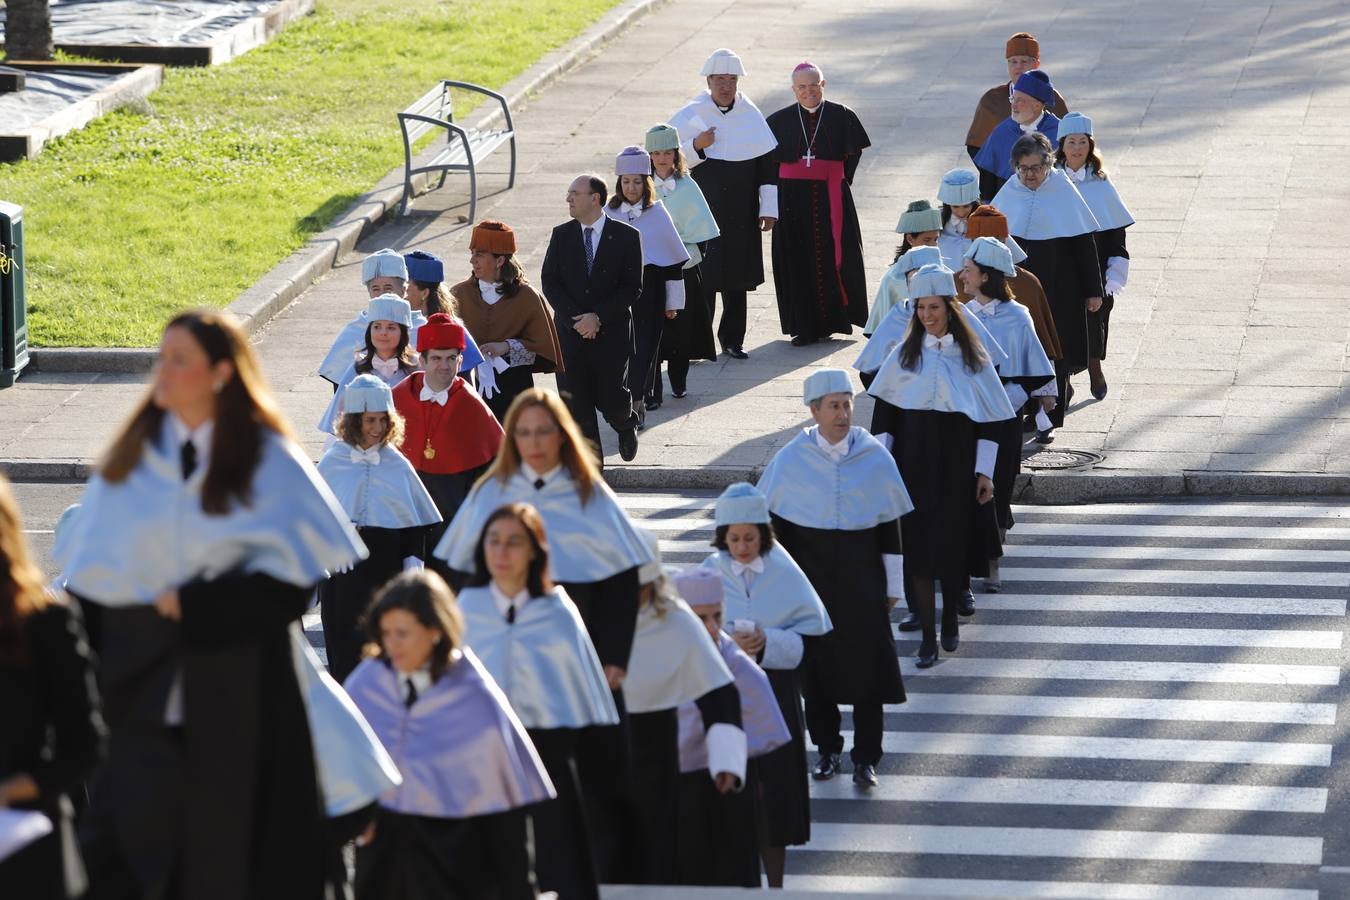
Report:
475,356,509,399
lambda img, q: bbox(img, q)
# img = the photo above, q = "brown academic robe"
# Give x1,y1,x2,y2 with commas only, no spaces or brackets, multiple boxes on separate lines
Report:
965,83,1070,152
957,265,1063,360
450,277,563,420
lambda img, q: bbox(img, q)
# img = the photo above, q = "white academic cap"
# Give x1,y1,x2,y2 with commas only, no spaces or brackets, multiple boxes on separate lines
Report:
937,169,980,207
361,248,408,283
896,244,943,275
366,294,413,327
342,374,396,414
803,368,854,406
964,236,1016,277
714,482,770,527
701,48,747,77
1058,111,1093,139
908,263,958,299
637,527,663,585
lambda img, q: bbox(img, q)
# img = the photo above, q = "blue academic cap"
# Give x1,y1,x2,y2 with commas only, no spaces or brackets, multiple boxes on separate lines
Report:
361,248,408,284
803,368,854,406
908,263,958,299
937,169,980,207
1058,111,1093,139
1013,69,1054,105
714,482,770,526
964,236,1016,277
342,374,395,414
366,294,413,327
404,250,445,284
897,244,943,275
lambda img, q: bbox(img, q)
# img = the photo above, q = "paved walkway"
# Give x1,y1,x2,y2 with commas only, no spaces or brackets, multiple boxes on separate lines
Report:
2,0,1348,484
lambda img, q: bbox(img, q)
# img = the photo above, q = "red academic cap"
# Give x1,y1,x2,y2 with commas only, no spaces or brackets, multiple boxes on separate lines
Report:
417,313,467,352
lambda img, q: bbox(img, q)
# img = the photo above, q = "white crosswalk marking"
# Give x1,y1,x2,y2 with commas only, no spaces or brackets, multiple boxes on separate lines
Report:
615,494,1344,896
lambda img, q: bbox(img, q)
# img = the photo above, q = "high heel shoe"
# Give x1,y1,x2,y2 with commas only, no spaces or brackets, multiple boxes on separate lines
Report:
916,637,939,668
940,622,960,653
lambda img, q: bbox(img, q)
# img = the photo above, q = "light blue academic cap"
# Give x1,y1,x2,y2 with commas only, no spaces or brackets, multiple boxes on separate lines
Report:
361,248,408,283
714,482,770,526
366,294,413,327
897,244,943,275
964,236,1016,277
1058,112,1093,139
803,368,854,406
896,199,942,235
937,169,980,206
342,374,396,414
908,263,958,299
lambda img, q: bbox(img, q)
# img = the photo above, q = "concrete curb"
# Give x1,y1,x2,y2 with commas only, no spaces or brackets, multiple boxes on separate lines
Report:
27,0,671,373
4,455,1348,501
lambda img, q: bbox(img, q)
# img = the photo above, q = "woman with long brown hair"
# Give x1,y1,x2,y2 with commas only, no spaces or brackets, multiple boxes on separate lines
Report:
458,503,617,900
867,265,1015,667
432,388,653,884
56,310,376,900
0,475,105,899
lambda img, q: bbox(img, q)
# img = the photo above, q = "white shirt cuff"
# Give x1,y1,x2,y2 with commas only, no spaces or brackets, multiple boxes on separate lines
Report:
1004,383,1029,410
705,723,747,787
761,627,804,669
665,279,686,311
1104,257,1129,295
758,184,779,220
975,439,998,479
883,552,904,600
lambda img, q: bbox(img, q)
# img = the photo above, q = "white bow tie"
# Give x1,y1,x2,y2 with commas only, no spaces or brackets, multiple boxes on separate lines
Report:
951,218,967,236
924,333,955,351
619,202,644,221
730,557,765,577
371,356,400,378
419,384,449,406
478,279,502,304
350,445,381,465
655,177,678,194
1066,166,1088,183
974,301,997,317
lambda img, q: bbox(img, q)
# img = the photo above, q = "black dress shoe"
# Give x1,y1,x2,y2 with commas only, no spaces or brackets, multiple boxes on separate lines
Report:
1066,383,1075,404
897,612,922,632
791,335,815,347
1091,379,1108,400
957,589,975,617
671,389,687,399
725,345,749,360
812,753,842,780
941,625,960,653
1035,429,1055,445
852,764,879,788
916,638,938,668
644,397,662,411
618,428,639,461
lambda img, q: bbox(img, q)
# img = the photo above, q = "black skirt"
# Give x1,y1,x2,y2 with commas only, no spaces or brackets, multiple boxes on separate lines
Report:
526,728,599,900
485,365,536,422
753,667,811,846
318,525,406,682
661,264,716,362
629,708,679,885
990,415,1025,532
674,769,760,887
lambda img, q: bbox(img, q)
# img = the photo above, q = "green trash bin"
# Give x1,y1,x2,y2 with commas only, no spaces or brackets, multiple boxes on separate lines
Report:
0,200,28,388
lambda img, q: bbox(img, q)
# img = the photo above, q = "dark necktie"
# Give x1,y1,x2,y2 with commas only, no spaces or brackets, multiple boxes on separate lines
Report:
403,677,418,709
533,478,546,490
506,605,516,625
180,439,197,481
584,226,595,275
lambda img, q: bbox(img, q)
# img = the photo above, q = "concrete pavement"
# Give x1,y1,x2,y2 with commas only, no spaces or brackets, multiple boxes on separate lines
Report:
2,0,1347,493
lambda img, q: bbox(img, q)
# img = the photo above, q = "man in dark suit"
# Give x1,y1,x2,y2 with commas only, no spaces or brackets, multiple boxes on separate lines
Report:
541,174,644,461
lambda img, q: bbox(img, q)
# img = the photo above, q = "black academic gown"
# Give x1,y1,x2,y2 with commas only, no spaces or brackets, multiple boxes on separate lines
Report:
1090,225,1128,359
629,259,686,402
0,602,105,900
318,525,429,683
769,515,905,706
766,100,871,339
1012,232,1100,425
691,155,776,294
77,574,327,900
754,667,810,846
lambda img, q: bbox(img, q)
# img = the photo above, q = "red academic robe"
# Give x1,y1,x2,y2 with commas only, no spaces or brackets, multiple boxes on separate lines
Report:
392,373,503,476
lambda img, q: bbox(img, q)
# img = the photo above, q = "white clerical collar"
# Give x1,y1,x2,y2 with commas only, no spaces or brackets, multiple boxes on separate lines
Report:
168,415,214,468
799,103,821,114
396,663,434,696
813,428,851,460
1065,165,1088,183
1019,110,1046,134
478,279,502,305
489,582,532,620
520,462,563,485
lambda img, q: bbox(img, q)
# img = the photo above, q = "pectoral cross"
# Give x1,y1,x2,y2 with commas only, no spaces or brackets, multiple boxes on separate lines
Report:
803,148,815,167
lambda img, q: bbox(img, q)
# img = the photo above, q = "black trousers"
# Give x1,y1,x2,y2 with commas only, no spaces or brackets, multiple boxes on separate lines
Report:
662,358,689,397
555,327,636,459
710,287,748,350
800,684,884,768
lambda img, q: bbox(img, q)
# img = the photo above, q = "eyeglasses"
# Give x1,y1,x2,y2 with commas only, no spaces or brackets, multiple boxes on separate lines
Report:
513,427,559,441
1016,163,1049,176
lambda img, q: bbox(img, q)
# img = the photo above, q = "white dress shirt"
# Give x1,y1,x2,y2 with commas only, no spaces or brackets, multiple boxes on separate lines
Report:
490,582,532,621
521,461,563,486
813,429,851,461
580,212,606,247
1019,110,1047,134
164,416,214,725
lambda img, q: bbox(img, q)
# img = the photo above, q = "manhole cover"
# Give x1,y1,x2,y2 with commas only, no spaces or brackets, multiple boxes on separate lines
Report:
1022,448,1104,470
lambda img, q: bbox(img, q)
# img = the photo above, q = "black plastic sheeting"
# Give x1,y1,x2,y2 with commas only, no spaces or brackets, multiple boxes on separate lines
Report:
0,0,280,47
0,67,125,131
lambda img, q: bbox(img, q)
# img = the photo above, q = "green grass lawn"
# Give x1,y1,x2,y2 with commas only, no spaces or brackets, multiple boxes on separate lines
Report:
0,0,619,347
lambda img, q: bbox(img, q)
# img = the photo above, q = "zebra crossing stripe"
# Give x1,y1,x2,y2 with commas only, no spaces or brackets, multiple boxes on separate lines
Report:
1004,544,1350,563
784,874,1317,900
890,623,1343,650
896,657,1341,686
991,567,1347,587
1012,502,1348,520
839,730,1333,766
886,692,1335,725
808,774,1328,813
1014,522,1350,541
968,594,1347,617
799,822,1323,865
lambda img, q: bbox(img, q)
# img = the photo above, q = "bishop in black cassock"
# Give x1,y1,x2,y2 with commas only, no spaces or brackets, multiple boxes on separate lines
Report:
767,63,871,345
